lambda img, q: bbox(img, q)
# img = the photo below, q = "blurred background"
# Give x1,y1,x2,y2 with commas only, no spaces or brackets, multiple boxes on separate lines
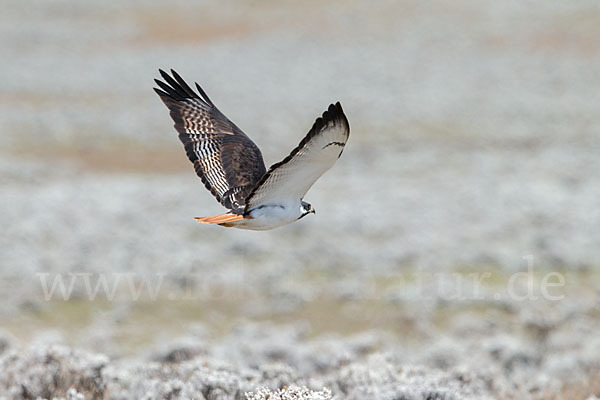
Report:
1,0,599,399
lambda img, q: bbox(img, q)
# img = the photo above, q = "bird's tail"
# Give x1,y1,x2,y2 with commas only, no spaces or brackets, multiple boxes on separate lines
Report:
194,213,244,226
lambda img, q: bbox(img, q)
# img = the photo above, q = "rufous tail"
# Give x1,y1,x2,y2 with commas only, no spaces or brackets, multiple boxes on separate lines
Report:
194,213,244,226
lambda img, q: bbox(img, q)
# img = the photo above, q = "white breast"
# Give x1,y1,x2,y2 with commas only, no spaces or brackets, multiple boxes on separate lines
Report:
234,202,303,231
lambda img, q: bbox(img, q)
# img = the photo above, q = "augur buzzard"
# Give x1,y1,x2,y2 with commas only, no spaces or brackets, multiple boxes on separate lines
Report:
154,69,349,230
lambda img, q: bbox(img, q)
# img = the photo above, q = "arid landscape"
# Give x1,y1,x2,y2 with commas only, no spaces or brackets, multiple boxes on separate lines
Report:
1,1,599,399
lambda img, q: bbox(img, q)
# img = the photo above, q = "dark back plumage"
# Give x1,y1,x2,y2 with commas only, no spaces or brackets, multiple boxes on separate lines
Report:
154,69,266,213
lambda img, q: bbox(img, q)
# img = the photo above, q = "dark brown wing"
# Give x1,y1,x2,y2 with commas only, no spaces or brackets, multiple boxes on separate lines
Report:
154,69,266,213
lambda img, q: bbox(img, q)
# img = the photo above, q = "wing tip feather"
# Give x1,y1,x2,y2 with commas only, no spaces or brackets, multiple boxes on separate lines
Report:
154,69,206,103
153,87,168,97
316,101,349,135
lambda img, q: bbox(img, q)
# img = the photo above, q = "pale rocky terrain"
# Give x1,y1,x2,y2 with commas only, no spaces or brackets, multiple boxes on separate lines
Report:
1,1,599,399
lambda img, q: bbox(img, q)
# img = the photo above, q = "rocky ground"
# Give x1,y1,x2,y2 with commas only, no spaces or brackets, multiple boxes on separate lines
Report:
1,1,599,399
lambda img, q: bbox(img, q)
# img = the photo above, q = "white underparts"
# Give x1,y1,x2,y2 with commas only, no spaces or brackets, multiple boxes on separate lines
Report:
230,201,306,230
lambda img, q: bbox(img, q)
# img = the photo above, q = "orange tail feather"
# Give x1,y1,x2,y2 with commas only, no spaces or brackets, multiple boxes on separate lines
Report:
194,213,244,225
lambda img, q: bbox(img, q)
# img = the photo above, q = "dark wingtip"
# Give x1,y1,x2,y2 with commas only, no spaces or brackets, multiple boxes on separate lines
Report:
154,68,210,103
310,102,341,136
153,87,168,97
319,101,349,135
154,69,220,110
153,78,167,90
322,101,346,123
159,69,171,81
195,82,214,107
169,69,185,86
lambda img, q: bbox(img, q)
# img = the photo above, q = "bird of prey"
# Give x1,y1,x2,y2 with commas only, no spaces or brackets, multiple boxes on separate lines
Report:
153,69,350,230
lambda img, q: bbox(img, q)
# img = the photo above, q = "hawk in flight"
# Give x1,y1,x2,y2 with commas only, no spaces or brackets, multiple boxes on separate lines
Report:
154,69,350,230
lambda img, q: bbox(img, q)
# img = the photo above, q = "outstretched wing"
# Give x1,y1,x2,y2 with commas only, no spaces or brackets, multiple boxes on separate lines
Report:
154,69,266,213
244,102,349,213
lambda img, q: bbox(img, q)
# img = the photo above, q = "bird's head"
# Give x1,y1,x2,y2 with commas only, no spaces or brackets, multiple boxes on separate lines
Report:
299,201,316,219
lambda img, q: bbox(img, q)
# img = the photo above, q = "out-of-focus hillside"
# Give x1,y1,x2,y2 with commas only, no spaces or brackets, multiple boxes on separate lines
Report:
1,1,599,399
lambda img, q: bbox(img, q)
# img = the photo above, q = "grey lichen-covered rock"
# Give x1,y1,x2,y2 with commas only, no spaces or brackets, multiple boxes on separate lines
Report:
0,335,593,400
103,358,309,399
0,344,107,400
104,358,246,399
335,355,495,400
245,386,332,400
